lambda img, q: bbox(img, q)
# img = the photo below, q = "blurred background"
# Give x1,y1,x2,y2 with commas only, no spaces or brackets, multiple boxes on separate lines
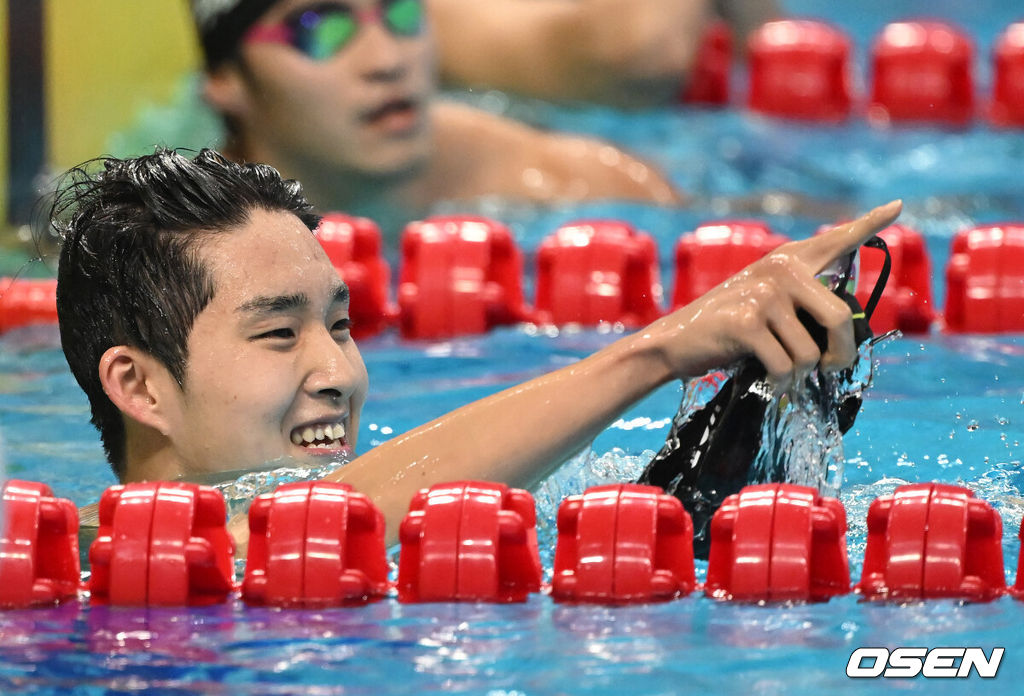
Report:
2,1,201,271
4,0,1024,272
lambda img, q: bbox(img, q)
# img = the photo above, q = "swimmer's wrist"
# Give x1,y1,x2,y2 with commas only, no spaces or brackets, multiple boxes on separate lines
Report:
605,329,679,394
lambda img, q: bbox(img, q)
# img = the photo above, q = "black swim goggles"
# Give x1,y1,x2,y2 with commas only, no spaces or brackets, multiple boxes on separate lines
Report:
818,234,892,340
244,0,424,61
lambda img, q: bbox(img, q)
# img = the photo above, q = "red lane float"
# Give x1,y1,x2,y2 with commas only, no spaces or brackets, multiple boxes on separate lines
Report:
747,20,853,121
1012,518,1024,600
857,483,1004,602
944,224,1024,333
534,220,663,327
0,480,80,608
397,481,542,603
680,19,732,106
398,216,531,340
243,481,388,607
552,484,695,604
869,21,974,126
88,482,235,606
317,214,398,338
991,23,1024,127
0,277,58,334
705,484,850,602
672,220,789,308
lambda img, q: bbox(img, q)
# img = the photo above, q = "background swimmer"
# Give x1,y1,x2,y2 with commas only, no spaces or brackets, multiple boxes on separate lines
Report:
430,0,780,107
191,0,682,238
53,148,900,547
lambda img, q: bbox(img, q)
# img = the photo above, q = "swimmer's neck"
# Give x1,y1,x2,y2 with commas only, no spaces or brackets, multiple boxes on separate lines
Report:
121,439,186,484
233,119,463,239
119,421,197,484
231,103,502,240
241,150,438,242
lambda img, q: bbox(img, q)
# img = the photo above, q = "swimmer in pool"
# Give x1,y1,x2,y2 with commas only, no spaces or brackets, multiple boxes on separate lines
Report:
52,148,901,547
430,0,780,107
190,0,682,237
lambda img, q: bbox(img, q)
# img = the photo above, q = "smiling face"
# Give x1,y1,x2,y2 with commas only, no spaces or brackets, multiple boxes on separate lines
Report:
229,0,436,178
160,208,369,478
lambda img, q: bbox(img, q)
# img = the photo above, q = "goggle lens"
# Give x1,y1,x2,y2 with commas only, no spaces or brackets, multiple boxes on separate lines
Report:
384,0,423,36
286,1,423,59
298,11,359,60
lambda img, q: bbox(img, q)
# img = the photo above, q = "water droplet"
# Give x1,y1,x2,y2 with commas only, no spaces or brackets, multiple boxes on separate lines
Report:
996,416,1009,426
967,420,980,432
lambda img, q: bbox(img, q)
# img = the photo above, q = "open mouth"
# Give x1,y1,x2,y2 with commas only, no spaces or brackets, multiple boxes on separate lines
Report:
290,421,347,451
361,98,420,131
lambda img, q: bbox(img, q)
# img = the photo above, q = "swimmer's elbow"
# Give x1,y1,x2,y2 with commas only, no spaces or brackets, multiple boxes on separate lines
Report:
609,155,685,206
572,1,708,85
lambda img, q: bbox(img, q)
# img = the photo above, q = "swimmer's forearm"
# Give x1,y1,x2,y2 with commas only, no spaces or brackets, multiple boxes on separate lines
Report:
430,0,711,105
332,200,903,544
326,334,674,544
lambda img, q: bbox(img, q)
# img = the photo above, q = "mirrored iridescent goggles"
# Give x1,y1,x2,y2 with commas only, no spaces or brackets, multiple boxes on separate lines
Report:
244,0,424,60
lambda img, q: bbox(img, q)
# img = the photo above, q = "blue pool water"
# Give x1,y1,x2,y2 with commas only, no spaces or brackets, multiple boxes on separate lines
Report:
4,0,1024,693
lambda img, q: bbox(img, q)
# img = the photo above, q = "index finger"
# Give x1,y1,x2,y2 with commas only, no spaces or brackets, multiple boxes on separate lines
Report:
794,200,903,273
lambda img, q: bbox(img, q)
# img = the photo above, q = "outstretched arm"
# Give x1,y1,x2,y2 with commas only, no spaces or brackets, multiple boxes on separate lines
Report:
328,201,903,544
428,0,712,106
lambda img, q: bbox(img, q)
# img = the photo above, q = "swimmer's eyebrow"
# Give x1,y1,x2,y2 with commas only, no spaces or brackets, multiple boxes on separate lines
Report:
234,284,349,315
330,283,350,306
235,293,309,316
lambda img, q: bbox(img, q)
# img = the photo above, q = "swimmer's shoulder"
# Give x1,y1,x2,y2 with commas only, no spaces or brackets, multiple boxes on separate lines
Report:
434,100,682,205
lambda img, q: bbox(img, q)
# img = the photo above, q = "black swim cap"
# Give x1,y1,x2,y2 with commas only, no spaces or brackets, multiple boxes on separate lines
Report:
191,0,280,68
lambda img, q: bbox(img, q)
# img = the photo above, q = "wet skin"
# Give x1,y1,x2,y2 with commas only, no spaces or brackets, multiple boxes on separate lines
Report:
115,209,369,482
227,0,437,178
91,200,903,551
202,0,681,232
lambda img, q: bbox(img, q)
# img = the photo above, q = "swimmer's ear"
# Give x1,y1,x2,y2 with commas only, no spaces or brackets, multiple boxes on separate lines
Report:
201,64,251,120
98,346,178,435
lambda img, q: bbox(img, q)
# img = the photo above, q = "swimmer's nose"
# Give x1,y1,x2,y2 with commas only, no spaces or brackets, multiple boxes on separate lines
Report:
352,22,408,82
302,326,366,403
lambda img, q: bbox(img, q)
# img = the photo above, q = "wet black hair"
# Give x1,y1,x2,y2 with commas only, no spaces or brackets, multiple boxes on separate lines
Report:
191,0,279,69
189,0,279,155
51,148,321,479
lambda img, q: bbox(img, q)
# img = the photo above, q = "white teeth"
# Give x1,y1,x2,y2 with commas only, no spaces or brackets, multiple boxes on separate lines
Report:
293,422,346,447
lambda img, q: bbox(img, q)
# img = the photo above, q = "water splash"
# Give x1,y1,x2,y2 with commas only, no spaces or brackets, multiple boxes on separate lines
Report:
750,332,881,497
210,456,351,520
532,447,655,578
